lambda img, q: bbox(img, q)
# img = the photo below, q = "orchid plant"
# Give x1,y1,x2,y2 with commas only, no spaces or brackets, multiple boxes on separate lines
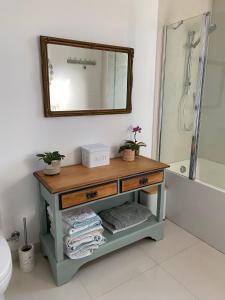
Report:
119,126,146,154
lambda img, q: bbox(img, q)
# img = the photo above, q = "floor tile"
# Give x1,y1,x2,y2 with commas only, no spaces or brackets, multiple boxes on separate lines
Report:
137,220,199,263
97,266,197,300
7,221,225,300
162,241,225,300
78,243,156,298
6,254,91,300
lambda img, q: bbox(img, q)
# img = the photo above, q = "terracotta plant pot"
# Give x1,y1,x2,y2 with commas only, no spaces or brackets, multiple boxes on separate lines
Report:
43,160,61,175
122,149,135,162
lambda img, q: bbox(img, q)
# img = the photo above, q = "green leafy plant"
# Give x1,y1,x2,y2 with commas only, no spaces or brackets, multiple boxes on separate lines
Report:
119,126,146,153
119,140,146,153
36,151,65,165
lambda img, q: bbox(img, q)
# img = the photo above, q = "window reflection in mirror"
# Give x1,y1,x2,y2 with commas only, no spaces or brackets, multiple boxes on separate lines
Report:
48,45,128,111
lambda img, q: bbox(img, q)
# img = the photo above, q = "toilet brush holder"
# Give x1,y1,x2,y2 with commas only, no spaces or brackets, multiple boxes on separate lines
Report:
18,244,35,272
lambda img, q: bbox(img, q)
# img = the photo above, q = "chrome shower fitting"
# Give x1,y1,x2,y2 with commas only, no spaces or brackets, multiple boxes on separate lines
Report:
7,231,20,242
191,37,201,48
172,20,184,30
180,166,187,174
190,23,217,48
209,23,217,33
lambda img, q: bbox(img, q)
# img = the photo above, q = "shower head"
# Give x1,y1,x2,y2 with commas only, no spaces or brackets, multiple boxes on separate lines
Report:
191,37,201,48
187,30,200,48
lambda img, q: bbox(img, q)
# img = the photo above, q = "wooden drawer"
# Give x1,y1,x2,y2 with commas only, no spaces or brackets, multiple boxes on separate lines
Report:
60,182,118,209
121,172,163,192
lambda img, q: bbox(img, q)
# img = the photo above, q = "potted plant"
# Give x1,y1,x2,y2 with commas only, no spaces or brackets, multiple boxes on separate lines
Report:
36,151,65,175
119,126,146,161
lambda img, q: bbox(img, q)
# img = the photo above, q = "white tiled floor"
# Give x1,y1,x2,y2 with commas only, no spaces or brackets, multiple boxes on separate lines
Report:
6,220,225,300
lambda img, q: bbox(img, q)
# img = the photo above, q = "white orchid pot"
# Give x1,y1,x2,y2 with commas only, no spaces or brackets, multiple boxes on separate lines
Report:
44,160,61,175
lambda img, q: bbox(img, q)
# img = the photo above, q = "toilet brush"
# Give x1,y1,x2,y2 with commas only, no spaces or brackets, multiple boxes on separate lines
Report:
23,217,29,251
18,217,35,272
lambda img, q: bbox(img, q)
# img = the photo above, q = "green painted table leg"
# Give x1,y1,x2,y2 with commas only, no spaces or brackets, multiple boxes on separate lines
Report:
157,173,165,223
51,194,64,262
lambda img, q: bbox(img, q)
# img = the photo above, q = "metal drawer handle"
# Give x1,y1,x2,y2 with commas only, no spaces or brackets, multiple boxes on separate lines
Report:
139,177,148,185
86,191,98,199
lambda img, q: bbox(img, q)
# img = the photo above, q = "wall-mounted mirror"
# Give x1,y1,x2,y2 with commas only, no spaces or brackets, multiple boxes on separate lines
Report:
40,36,134,117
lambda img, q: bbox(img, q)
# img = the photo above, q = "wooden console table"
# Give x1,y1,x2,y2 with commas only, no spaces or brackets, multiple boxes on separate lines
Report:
34,156,169,286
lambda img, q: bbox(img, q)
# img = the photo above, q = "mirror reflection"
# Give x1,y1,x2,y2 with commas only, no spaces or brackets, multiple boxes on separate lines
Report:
47,44,129,111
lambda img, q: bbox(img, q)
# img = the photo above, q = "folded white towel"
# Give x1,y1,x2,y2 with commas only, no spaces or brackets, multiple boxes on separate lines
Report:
62,219,102,236
47,206,102,236
47,206,98,224
47,205,106,260
64,246,96,259
50,222,104,238
64,230,105,250
64,239,106,259
62,207,98,226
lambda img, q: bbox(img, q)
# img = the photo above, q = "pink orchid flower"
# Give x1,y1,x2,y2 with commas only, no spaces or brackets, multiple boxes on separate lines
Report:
132,126,142,133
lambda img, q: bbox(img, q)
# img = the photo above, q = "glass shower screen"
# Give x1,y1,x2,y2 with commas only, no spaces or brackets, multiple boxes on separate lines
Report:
159,14,207,178
197,11,225,190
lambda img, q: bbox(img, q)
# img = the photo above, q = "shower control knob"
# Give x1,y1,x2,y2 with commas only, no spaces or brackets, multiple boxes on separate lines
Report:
180,166,186,174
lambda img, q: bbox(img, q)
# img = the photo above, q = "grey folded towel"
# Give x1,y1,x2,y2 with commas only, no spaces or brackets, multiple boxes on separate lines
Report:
99,202,152,231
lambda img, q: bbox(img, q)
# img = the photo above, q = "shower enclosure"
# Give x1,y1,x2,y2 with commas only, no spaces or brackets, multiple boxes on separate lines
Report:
159,11,225,191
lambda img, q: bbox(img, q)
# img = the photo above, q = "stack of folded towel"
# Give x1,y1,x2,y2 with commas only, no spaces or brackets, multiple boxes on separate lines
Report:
99,202,153,234
47,206,106,259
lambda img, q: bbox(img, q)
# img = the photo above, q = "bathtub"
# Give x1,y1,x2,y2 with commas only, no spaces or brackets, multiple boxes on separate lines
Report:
169,158,225,190
166,158,225,254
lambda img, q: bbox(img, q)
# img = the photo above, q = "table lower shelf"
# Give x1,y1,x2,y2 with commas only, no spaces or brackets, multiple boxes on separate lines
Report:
41,217,164,286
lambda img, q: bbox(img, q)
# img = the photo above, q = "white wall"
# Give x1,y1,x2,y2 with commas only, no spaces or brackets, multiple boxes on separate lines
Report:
0,0,158,246
152,0,212,159
213,0,225,13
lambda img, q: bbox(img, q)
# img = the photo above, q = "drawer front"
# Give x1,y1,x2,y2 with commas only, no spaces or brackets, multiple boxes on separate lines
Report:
121,172,163,192
61,182,118,209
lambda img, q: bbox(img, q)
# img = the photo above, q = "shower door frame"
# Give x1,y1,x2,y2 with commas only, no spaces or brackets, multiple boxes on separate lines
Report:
158,12,211,180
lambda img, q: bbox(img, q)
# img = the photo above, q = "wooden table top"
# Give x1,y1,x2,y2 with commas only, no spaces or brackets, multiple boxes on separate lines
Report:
34,156,169,194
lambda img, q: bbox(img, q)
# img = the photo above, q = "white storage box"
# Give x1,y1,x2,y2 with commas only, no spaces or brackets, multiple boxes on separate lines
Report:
81,143,110,168
140,186,167,219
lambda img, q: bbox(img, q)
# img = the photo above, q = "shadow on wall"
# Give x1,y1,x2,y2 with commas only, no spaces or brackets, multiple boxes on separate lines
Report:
0,208,2,230
73,147,82,164
1,149,84,245
1,158,40,245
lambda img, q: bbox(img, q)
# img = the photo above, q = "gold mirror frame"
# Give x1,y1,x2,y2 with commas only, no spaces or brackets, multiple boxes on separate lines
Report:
40,36,134,117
